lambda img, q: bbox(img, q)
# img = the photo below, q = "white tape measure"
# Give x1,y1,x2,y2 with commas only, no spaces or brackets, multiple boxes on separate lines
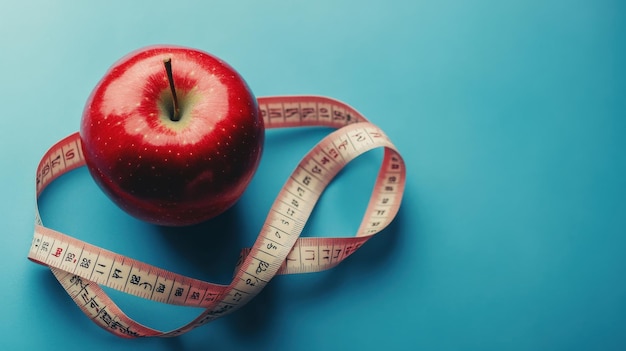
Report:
28,95,406,338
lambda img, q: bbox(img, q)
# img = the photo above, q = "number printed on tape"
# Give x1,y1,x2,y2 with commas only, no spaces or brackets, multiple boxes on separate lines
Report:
28,95,406,338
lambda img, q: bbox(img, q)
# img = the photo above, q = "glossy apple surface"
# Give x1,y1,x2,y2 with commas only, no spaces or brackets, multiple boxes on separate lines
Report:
80,45,264,226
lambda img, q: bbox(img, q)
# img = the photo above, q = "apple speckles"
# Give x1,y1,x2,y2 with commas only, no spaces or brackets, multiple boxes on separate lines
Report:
81,46,263,226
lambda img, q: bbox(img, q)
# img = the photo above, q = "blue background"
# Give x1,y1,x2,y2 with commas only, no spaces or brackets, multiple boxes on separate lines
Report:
2,0,625,350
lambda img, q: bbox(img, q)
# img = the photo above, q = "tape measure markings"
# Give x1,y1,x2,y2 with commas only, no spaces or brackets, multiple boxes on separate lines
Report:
29,96,406,338
36,134,85,197
259,96,365,129
31,225,229,308
52,267,161,338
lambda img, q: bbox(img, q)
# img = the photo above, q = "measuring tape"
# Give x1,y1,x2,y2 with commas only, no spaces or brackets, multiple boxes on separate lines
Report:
28,95,406,338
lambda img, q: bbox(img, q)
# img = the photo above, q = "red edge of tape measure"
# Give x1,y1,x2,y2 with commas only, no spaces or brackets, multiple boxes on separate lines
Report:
28,95,406,338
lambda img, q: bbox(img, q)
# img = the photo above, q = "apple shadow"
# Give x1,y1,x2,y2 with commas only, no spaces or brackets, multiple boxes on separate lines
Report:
156,201,281,338
156,204,248,284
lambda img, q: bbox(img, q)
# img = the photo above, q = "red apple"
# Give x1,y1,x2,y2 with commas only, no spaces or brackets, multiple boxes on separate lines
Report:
80,45,264,226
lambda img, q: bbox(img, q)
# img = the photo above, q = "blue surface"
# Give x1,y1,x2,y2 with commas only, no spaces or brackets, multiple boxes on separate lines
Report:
2,0,625,350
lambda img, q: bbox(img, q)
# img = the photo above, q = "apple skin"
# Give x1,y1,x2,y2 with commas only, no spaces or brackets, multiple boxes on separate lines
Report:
80,45,264,226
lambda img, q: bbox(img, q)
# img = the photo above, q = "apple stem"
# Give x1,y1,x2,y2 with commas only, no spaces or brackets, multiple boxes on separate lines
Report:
163,58,181,122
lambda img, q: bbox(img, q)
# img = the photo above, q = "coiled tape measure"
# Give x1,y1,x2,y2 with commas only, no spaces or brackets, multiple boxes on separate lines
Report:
28,95,406,338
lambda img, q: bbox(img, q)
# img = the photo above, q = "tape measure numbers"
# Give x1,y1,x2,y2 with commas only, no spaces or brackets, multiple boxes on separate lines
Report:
28,95,406,338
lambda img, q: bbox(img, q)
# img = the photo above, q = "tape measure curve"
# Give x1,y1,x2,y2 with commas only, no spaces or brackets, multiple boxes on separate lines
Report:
28,95,406,338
